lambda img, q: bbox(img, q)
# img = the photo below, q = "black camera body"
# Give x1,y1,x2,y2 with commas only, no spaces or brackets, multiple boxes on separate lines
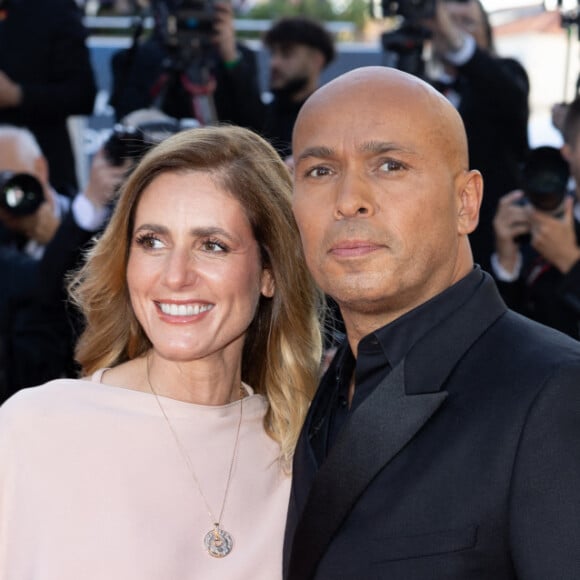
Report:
378,0,470,22
104,115,200,166
379,0,436,21
521,146,570,216
513,146,570,245
378,0,467,79
0,171,44,217
153,0,217,57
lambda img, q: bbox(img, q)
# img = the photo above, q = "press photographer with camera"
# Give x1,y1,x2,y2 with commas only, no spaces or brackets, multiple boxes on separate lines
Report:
109,0,262,129
491,101,580,340
383,0,530,272
0,125,130,400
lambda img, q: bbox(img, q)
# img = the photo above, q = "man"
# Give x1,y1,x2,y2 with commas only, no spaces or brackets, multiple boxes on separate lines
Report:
0,0,97,195
284,66,580,579
492,98,580,340
0,125,127,399
424,0,530,272
110,1,262,128
258,16,335,160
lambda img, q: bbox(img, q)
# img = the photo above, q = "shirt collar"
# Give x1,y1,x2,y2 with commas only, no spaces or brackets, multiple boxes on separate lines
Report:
359,266,485,369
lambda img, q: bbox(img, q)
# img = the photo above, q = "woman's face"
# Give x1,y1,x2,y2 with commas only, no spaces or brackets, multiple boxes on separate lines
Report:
127,170,274,364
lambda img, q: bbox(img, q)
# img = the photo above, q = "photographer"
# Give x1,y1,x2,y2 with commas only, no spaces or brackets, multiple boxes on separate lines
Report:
3,109,191,398
492,129,580,339
109,0,262,128
0,126,129,400
414,0,530,272
0,126,69,306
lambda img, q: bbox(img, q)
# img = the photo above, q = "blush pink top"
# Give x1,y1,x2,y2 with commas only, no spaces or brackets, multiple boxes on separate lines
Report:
0,373,291,579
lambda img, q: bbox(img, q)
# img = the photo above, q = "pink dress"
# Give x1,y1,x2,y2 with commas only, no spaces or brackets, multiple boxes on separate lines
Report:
0,373,291,579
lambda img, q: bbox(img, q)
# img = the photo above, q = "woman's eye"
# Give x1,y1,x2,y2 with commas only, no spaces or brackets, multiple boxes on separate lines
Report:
203,239,228,253
135,234,163,249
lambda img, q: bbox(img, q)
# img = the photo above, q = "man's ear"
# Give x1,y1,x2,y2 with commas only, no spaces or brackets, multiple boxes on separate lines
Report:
260,268,275,298
457,169,483,235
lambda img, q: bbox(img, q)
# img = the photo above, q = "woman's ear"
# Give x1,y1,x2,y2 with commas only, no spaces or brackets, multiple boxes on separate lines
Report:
260,268,275,298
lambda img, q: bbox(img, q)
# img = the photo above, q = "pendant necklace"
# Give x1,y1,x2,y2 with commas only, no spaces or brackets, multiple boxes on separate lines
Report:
146,356,245,558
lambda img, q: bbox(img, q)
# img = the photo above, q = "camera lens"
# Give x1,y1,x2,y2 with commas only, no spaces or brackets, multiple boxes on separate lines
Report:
522,146,570,214
0,171,44,216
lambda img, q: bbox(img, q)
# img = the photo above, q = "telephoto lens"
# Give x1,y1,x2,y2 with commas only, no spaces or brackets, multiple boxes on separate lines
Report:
522,146,570,216
0,171,44,216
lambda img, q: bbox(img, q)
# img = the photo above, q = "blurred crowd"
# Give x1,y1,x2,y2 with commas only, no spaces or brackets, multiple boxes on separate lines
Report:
1,0,579,403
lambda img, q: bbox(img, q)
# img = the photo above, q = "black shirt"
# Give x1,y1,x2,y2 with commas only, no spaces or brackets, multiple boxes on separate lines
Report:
327,267,485,453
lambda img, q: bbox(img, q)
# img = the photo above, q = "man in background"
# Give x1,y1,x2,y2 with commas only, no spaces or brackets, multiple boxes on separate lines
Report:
492,97,580,340
424,0,530,271
0,125,128,400
257,16,336,160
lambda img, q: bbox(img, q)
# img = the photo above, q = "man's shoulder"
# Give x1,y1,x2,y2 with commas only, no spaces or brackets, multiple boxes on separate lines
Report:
489,308,580,366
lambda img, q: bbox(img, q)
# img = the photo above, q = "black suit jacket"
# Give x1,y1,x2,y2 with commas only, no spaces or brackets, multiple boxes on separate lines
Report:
284,273,580,579
0,0,97,194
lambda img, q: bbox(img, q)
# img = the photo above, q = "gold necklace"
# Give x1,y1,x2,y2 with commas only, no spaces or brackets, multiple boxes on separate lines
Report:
146,356,244,558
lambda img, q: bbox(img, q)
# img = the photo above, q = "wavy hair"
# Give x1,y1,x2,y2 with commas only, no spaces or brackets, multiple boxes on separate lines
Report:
70,125,323,463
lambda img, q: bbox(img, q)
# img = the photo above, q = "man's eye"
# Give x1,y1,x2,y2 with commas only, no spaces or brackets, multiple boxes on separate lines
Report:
379,159,404,172
305,166,332,178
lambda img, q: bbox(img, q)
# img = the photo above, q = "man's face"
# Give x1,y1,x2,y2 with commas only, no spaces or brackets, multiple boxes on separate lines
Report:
268,43,319,94
292,72,477,329
445,0,488,49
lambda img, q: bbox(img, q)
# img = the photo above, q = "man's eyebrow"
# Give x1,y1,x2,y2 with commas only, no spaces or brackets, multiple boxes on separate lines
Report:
358,141,409,155
295,142,413,163
295,146,335,164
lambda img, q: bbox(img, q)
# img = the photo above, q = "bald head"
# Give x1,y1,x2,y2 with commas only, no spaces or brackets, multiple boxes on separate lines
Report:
294,66,470,173
0,125,49,187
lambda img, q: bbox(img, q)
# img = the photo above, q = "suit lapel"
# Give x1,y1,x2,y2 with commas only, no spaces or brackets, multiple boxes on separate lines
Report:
286,273,508,580
287,362,447,580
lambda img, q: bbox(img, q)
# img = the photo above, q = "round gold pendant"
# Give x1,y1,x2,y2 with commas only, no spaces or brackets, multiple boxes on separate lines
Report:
204,526,233,558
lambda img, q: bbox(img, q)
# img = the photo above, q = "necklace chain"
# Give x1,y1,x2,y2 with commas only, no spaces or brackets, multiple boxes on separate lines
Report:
146,355,244,557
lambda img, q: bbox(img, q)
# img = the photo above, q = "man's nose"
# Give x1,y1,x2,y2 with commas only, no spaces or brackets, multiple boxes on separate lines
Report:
333,172,375,219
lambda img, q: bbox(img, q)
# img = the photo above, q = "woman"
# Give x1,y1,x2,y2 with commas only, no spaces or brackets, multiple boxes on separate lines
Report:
0,125,323,579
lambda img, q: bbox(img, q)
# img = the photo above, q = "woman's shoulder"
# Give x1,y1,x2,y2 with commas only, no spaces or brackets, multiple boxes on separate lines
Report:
0,377,96,419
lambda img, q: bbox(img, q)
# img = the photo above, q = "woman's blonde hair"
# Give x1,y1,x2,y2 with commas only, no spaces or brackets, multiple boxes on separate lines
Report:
70,124,323,462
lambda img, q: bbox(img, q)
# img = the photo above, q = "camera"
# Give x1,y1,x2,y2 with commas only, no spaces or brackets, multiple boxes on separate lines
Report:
104,110,201,166
512,146,570,245
377,0,469,79
104,125,150,166
520,146,570,216
153,0,217,57
378,0,436,21
0,171,44,217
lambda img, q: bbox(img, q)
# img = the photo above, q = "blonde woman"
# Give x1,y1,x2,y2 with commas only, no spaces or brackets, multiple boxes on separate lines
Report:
0,125,323,579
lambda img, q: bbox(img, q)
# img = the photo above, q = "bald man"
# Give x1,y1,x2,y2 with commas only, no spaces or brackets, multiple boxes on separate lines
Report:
283,67,580,580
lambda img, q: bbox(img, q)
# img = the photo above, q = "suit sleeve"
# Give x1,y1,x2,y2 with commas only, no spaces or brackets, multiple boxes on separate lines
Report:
509,360,580,578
